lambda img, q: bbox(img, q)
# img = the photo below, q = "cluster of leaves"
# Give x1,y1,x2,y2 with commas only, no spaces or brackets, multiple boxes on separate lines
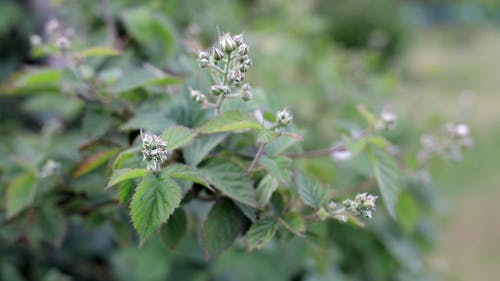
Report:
0,1,470,280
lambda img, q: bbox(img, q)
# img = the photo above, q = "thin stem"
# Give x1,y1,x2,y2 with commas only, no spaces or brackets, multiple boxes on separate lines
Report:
248,142,266,172
286,145,346,159
215,53,231,115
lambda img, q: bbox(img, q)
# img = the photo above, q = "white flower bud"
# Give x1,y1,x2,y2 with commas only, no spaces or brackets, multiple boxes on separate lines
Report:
220,33,237,53
45,19,60,35
455,123,469,137
39,160,61,178
233,33,244,46
238,43,249,56
212,48,224,61
190,89,206,103
140,130,168,173
56,36,71,50
230,70,245,84
211,84,230,96
197,51,210,68
30,34,42,47
376,110,397,130
276,108,293,127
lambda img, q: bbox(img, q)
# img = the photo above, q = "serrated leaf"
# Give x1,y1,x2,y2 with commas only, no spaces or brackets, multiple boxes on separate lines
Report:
113,147,142,169
160,207,187,250
73,149,119,177
296,173,327,209
247,218,278,251
260,156,292,184
130,172,181,244
162,125,196,151
182,133,227,166
38,205,66,246
163,164,212,190
198,110,262,134
201,199,243,259
112,69,182,93
79,46,121,58
200,159,257,208
119,179,137,204
106,168,148,188
256,175,279,208
6,172,37,219
370,147,401,218
280,213,306,236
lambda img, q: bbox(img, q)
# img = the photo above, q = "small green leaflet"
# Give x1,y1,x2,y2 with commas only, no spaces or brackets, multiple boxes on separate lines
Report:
198,110,262,134
130,172,181,244
162,125,196,151
370,147,401,219
6,172,37,219
200,159,258,208
106,168,148,188
246,218,278,251
163,164,212,191
201,199,243,259
182,133,227,166
256,174,279,208
296,173,327,209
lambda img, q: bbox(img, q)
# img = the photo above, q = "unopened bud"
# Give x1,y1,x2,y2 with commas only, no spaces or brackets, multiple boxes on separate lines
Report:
233,33,244,46
241,90,252,102
212,48,224,61
276,108,293,127
197,51,210,68
45,19,60,35
230,70,245,84
220,33,237,53
190,89,206,103
56,36,71,50
211,84,230,96
30,34,42,47
238,43,249,56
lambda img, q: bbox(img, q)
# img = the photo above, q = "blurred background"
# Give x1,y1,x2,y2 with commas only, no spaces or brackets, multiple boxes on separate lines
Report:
1,0,499,280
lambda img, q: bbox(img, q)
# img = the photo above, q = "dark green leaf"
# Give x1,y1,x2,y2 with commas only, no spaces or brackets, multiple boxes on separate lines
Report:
130,172,181,244
160,207,187,250
296,173,327,209
200,159,257,208
201,199,243,259
38,205,66,246
370,147,401,218
198,110,262,134
6,172,37,219
246,218,278,251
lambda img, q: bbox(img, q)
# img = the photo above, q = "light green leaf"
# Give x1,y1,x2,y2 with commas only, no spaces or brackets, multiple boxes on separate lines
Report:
6,172,37,219
119,179,137,204
280,213,306,236
112,69,182,93
296,173,327,209
200,159,257,208
160,207,187,250
182,133,227,166
113,147,142,169
246,218,278,251
256,175,279,208
260,156,292,184
73,149,119,177
397,190,419,233
120,112,175,133
5,68,61,95
370,147,401,218
201,199,243,259
257,129,279,144
130,172,181,244
265,135,299,157
162,125,196,151
357,104,377,127
38,205,66,246
106,168,148,188
198,110,262,134
79,46,121,58
163,164,212,190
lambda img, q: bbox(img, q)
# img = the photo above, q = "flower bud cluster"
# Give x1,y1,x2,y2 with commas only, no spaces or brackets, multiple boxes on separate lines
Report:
343,193,378,219
193,32,254,107
276,108,293,127
30,19,74,52
141,131,168,173
39,159,61,178
418,122,473,163
375,110,397,131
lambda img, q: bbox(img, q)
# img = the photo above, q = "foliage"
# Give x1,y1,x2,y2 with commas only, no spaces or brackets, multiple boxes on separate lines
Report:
0,1,472,280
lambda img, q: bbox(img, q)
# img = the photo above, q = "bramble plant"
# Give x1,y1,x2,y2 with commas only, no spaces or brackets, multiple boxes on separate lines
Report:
0,8,473,280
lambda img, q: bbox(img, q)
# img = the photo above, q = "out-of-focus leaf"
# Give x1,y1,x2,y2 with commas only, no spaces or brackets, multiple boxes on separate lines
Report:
201,199,242,259
296,173,327,209
397,190,419,233
106,168,148,188
73,149,119,177
22,94,84,119
357,104,377,127
120,112,174,133
160,207,187,250
281,213,306,236
112,69,182,93
247,218,278,250
4,68,61,95
113,147,142,169
256,174,279,208
182,133,227,166
130,172,181,244
370,147,401,218
198,110,262,134
38,205,66,246
162,125,196,151
6,172,37,219
260,156,292,183
78,46,121,58
200,159,257,208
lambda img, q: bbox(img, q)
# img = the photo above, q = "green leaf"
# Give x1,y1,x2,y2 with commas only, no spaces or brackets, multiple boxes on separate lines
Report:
200,159,257,208
162,125,196,151
201,199,243,259
397,190,419,233
160,207,187,250
256,175,279,208
79,46,121,58
73,149,119,177
6,172,37,219
296,173,327,209
280,213,306,236
112,69,182,93
198,110,262,134
246,218,278,251
260,156,292,184
38,205,66,246
163,164,212,190
113,147,143,169
257,129,279,144
357,104,377,127
182,133,227,166
4,68,61,95
119,179,137,204
130,172,181,244
370,147,401,218
120,112,175,133
265,135,299,157
106,168,148,188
